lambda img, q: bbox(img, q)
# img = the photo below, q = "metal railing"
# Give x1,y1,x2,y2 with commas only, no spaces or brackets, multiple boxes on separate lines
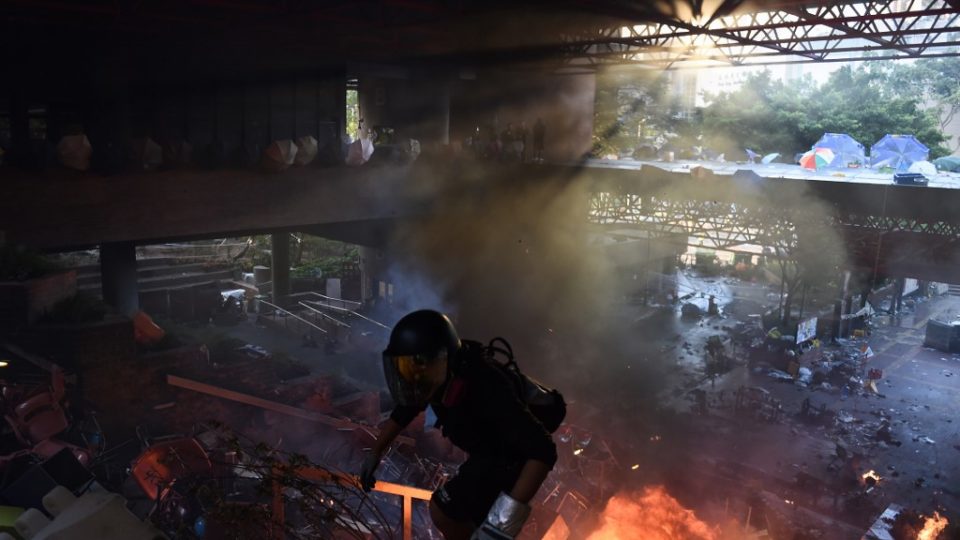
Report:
300,295,389,330
298,301,351,328
257,299,328,334
271,467,432,540
304,291,362,310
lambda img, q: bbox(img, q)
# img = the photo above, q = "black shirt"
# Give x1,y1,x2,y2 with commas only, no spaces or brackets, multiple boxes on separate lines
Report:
389,355,558,467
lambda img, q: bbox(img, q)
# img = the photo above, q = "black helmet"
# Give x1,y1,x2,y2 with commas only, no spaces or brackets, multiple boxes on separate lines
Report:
382,310,461,407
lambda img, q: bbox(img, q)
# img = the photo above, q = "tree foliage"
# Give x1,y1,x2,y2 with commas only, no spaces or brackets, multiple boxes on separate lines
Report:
701,63,949,159
592,70,688,156
759,211,844,327
346,88,360,142
594,61,953,160
883,57,960,152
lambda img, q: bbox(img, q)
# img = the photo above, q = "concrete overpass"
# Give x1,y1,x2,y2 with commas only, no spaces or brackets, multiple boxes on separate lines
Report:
5,160,960,284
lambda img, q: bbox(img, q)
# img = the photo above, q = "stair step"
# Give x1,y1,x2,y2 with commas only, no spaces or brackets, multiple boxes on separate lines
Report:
76,262,230,286
78,270,234,294
69,257,179,276
137,269,235,290
138,257,179,268
137,262,216,278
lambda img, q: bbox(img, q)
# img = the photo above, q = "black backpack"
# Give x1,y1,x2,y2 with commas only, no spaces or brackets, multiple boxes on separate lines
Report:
461,338,567,433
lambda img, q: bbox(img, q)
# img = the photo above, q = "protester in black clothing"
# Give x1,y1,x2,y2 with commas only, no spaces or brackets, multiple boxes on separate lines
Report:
517,121,529,162
359,310,558,540
532,118,545,162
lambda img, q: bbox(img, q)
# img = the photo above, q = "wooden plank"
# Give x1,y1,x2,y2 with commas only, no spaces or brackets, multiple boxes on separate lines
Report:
281,467,431,540
403,492,413,540
295,467,432,500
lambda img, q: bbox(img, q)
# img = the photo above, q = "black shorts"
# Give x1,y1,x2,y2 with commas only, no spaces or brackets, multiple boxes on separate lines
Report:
431,454,524,526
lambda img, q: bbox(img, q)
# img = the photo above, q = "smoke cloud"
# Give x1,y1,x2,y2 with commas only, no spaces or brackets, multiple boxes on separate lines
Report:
372,68,854,513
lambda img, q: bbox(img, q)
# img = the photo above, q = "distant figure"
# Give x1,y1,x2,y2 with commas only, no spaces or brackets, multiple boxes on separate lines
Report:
517,121,529,162
501,123,515,161
533,118,546,162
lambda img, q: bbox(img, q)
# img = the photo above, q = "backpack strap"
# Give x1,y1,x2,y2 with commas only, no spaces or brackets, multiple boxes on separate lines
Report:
441,377,467,407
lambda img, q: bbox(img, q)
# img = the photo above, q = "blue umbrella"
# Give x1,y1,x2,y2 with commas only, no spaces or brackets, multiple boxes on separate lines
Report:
812,133,865,168
870,134,929,170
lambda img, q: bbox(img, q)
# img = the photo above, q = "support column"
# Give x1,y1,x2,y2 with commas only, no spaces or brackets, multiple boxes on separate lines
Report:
359,246,388,306
271,233,291,307
836,270,851,339
8,89,34,168
100,242,138,315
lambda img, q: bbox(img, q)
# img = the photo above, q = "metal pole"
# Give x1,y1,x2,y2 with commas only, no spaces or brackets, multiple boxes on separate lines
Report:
272,469,285,540
299,301,351,327
258,299,328,334
301,297,389,330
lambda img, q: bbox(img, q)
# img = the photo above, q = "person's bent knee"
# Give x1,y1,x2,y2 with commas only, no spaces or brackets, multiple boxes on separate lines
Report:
429,499,474,540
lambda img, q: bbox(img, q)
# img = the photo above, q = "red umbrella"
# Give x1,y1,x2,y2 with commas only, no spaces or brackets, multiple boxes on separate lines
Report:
800,147,835,170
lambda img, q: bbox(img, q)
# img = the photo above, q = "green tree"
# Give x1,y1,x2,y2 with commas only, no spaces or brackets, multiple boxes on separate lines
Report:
592,70,682,156
346,89,360,141
759,212,843,328
701,64,949,160
884,57,960,153
702,70,818,158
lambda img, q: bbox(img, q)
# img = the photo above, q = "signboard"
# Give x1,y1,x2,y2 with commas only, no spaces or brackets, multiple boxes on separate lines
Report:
326,278,342,300
797,317,818,344
903,278,919,296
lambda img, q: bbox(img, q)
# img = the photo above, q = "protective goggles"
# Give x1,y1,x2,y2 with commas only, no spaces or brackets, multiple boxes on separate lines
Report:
382,350,448,407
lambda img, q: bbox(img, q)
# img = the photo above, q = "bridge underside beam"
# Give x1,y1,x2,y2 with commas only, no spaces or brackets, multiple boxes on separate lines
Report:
576,164,960,228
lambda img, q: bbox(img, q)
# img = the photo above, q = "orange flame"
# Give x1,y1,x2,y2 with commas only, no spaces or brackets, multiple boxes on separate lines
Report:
917,511,948,540
587,486,718,540
861,470,881,484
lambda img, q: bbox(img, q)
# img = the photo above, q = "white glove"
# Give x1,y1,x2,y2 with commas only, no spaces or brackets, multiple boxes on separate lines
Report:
470,492,530,540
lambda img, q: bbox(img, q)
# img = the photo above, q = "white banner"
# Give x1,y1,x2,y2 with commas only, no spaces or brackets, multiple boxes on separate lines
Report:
797,317,818,344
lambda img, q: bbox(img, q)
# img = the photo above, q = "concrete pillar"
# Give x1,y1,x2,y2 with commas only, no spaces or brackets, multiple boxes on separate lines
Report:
271,232,291,307
100,242,139,315
8,89,34,168
359,246,387,305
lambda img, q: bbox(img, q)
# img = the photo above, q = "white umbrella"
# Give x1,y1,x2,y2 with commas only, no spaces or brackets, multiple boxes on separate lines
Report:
761,153,780,164
345,135,375,166
57,134,92,171
907,160,937,176
293,136,318,166
263,139,298,172
130,137,163,170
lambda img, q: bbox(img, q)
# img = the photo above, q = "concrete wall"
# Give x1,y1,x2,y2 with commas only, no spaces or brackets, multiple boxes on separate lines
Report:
355,69,596,160
450,71,596,161
7,73,347,171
